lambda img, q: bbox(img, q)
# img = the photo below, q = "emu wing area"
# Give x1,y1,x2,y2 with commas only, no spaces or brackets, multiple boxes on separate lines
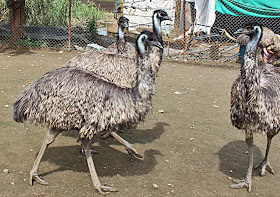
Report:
13,67,140,133
64,51,137,88
230,63,280,133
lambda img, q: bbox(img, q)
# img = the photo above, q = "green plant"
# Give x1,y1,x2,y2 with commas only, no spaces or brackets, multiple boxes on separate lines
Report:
15,37,47,48
24,0,106,28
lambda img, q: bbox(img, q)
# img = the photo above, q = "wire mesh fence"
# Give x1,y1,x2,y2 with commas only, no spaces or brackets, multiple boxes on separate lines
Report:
0,0,279,63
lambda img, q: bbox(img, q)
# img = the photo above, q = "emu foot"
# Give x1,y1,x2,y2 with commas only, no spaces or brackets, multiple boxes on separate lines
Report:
126,147,142,159
29,173,49,186
80,148,98,156
230,179,252,192
254,160,275,176
96,185,119,196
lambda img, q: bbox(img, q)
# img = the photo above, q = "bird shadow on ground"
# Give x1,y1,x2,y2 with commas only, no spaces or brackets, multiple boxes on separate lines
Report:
41,146,162,178
217,140,264,179
39,122,168,178
62,121,169,145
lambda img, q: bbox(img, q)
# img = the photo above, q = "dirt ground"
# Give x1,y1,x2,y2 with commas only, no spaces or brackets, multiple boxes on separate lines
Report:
1,48,280,197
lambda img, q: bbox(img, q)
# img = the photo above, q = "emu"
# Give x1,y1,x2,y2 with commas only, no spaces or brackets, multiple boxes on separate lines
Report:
230,22,280,192
237,26,280,63
65,9,171,86
13,30,162,195
106,16,136,58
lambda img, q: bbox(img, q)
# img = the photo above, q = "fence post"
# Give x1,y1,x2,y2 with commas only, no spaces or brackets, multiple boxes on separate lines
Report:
68,0,72,51
183,0,186,60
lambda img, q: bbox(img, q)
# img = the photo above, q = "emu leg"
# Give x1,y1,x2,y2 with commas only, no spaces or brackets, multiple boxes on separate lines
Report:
231,130,253,192
110,131,142,158
254,133,275,176
100,130,123,139
81,139,119,195
29,129,61,186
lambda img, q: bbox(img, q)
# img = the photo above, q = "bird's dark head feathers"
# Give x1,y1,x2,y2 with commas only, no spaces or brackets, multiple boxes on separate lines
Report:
153,9,172,21
118,16,129,28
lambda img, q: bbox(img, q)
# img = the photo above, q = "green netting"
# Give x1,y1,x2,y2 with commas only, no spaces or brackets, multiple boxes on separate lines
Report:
215,0,280,18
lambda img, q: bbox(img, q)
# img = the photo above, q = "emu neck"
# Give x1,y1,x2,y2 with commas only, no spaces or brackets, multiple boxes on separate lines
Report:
153,15,163,45
134,52,154,100
118,25,125,41
242,30,262,101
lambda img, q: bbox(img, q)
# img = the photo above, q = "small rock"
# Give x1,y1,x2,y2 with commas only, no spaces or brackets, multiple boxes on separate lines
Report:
228,177,232,180
4,105,8,108
174,91,182,95
165,160,169,163
213,105,219,108
11,181,15,185
59,51,63,53
157,109,165,113
229,170,233,173
190,125,194,129
189,138,195,141
153,183,159,189
2,169,9,173
167,183,174,187
245,151,249,154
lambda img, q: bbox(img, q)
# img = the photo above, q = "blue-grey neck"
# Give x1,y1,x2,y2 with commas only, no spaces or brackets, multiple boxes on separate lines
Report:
242,26,262,101
137,34,146,56
118,25,125,40
153,14,163,45
246,27,262,57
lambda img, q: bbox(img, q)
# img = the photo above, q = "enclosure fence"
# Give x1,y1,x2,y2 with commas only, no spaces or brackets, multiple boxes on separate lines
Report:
0,0,280,63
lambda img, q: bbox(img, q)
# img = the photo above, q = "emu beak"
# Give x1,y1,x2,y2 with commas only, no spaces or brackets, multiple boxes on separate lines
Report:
151,41,163,49
234,28,251,35
123,22,129,28
163,15,172,21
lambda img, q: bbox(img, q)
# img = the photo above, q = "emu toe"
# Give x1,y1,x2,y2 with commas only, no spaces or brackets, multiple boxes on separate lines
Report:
126,147,142,158
230,179,252,192
254,160,275,176
29,174,49,186
96,185,119,196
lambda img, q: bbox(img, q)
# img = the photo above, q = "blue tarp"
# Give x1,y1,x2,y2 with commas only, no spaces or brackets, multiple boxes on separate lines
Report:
215,0,280,18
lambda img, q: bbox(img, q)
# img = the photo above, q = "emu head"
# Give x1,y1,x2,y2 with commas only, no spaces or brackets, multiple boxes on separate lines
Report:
235,22,263,39
137,30,163,56
118,16,129,29
153,9,172,22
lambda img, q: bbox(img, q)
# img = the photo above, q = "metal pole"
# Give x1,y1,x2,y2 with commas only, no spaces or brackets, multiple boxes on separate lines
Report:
183,0,186,59
68,0,72,51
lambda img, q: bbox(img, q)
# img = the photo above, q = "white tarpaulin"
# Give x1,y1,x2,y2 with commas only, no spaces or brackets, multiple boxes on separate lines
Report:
123,0,175,33
186,0,216,34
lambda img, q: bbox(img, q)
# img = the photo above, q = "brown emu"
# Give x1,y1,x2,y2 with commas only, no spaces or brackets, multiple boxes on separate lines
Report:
13,30,162,195
230,22,280,192
65,9,171,87
106,16,136,57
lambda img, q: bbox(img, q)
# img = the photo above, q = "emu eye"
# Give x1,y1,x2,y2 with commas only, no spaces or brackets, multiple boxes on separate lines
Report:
161,12,166,16
148,38,153,41
247,27,253,30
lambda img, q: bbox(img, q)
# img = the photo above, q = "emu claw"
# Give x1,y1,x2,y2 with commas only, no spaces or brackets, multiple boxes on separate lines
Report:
97,185,119,195
230,179,251,192
29,174,49,186
254,160,275,176
126,148,142,158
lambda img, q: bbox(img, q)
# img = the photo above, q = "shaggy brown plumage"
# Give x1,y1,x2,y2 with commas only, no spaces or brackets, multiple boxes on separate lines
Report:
230,22,280,192
64,50,138,88
13,30,162,195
